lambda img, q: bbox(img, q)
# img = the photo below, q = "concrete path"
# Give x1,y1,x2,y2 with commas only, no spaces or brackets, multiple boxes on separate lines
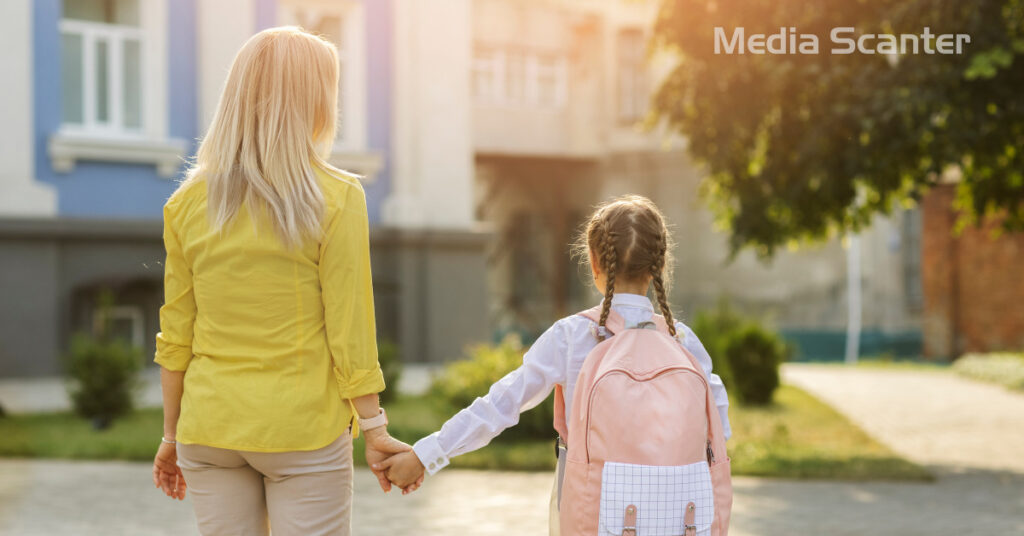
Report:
2,459,1023,535
782,363,1024,473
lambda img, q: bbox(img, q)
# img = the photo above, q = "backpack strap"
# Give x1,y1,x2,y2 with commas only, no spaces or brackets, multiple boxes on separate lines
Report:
553,305,675,442
553,384,569,441
577,305,626,339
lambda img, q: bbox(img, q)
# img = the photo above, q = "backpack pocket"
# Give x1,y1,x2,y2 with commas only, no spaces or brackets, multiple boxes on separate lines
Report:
598,460,714,536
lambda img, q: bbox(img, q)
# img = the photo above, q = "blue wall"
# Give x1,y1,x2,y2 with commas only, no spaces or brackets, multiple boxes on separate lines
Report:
33,0,389,223
254,0,276,31
33,0,197,220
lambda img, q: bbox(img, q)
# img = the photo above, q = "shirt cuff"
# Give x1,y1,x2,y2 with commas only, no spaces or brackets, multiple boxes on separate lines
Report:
333,366,386,399
413,433,450,476
153,333,193,371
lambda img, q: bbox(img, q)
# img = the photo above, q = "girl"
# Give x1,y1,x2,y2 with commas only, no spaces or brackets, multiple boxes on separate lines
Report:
151,27,410,535
377,195,731,532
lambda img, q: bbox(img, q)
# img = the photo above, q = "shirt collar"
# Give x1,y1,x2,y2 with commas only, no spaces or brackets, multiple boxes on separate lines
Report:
607,293,654,311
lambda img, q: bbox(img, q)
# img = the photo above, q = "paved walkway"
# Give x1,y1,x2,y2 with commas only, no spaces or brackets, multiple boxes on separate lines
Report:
4,365,1024,534
2,459,1022,535
782,363,1024,473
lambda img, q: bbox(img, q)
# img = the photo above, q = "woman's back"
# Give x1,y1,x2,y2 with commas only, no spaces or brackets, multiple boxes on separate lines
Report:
157,167,382,452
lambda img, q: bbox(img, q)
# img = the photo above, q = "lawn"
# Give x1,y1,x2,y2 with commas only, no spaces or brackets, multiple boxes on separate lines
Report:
0,385,931,481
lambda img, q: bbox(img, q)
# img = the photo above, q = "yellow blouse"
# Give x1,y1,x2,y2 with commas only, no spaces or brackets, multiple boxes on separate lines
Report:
154,167,384,452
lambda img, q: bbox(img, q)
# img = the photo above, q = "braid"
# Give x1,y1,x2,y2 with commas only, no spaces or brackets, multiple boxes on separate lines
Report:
650,233,677,337
597,221,617,338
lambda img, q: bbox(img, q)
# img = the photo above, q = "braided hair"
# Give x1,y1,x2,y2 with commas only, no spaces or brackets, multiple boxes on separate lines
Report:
577,195,677,338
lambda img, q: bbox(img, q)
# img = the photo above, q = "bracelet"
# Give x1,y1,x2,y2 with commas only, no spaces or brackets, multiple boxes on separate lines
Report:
357,408,388,431
161,437,177,444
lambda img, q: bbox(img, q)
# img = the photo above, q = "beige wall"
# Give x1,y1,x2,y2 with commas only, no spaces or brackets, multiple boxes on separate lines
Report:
0,0,57,217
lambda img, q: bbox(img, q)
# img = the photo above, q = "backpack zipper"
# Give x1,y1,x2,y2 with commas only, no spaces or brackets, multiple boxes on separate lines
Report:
583,366,710,464
706,439,716,464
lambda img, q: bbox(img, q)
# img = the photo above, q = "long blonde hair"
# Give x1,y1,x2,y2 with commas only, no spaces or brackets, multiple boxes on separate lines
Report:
183,26,340,247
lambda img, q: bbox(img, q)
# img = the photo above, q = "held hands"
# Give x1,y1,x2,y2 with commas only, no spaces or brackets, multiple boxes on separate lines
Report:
153,440,187,500
363,427,421,493
372,450,426,495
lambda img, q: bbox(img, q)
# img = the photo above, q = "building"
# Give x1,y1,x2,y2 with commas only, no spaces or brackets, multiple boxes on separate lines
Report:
0,0,927,378
922,184,1024,358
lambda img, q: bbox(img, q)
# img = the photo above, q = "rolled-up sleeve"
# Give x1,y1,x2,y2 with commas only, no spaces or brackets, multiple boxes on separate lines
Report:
319,183,385,400
154,203,196,371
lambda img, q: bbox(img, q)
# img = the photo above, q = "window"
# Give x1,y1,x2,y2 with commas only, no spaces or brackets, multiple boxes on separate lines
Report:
902,208,924,311
60,0,144,135
472,46,567,108
505,50,527,103
534,53,566,107
472,47,502,103
279,2,367,151
617,29,648,123
94,305,145,349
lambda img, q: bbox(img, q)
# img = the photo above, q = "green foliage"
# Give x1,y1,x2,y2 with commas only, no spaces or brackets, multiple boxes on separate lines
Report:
64,333,141,430
652,0,1024,257
429,336,555,441
724,324,787,405
377,339,403,404
1,388,931,480
63,292,142,430
953,352,1024,391
692,300,787,404
690,300,744,389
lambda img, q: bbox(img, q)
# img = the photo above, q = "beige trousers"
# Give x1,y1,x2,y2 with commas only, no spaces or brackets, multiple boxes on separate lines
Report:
177,433,353,536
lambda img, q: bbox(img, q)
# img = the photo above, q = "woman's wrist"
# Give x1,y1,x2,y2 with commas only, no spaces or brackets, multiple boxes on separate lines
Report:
363,425,389,444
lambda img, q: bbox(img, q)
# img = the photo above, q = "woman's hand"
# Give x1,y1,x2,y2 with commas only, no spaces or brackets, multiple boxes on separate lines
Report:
153,441,186,500
374,451,426,495
363,427,412,493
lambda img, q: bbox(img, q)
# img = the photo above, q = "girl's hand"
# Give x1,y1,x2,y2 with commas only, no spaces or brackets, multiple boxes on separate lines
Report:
153,441,186,500
374,450,426,494
364,427,412,492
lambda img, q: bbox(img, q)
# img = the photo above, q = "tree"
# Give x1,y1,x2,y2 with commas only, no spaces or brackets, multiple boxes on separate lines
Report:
652,0,1024,257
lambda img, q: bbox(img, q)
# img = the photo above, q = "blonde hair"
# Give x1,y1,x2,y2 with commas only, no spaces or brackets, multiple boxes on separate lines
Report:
576,195,677,337
182,26,340,247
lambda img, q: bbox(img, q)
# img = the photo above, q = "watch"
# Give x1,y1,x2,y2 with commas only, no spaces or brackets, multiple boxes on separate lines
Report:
358,408,388,431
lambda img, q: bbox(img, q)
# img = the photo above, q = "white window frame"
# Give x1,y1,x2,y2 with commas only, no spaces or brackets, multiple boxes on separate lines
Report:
94,305,145,349
279,0,368,153
472,47,503,104
617,28,648,124
50,0,184,177
472,45,567,108
57,0,167,140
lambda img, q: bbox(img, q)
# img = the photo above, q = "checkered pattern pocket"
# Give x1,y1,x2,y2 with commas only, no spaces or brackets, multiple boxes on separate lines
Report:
598,461,714,536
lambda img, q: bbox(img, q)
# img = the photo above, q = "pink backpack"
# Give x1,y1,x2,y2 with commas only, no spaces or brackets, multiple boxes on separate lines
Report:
553,306,732,536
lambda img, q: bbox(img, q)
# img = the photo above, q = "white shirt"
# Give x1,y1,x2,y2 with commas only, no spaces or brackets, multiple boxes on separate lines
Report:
413,293,732,475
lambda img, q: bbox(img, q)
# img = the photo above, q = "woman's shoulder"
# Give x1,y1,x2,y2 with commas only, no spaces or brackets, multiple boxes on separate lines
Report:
316,164,365,203
164,176,207,216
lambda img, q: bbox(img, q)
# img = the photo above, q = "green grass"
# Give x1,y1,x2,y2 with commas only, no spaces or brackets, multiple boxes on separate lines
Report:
0,408,164,460
796,357,950,372
0,386,930,481
728,385,932,481
952,353,1024,392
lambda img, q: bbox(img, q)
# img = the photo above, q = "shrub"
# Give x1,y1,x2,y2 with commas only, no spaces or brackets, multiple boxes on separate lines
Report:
377,338,403,404
64,332,142,430
63,291,142,430
953,353,1024,391
723,324,787,405
429,336,555,441
690,300,743,389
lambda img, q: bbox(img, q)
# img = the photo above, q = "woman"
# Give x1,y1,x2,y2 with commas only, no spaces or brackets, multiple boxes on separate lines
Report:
150,27,409,535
